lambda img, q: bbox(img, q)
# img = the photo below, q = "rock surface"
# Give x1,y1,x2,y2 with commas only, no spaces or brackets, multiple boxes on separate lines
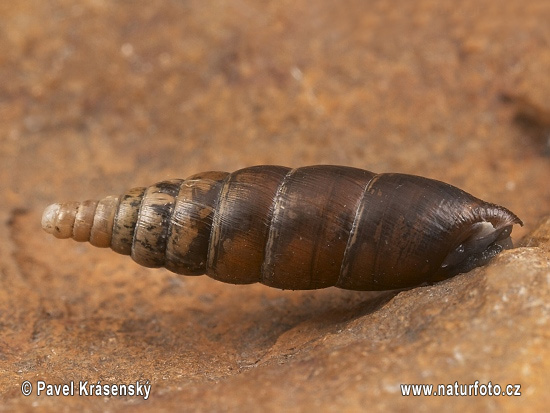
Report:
1,0,549,411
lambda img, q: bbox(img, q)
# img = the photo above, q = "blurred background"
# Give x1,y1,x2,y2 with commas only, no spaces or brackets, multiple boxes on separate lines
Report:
2,0,549,230
1,0,549,410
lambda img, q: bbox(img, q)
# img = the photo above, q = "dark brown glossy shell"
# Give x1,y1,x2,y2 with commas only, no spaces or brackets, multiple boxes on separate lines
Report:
42,165,523,291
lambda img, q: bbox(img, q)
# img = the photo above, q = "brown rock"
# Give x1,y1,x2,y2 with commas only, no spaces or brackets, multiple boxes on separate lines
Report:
2,0,550,411
507,50,550,127
522,216,550,253
503,49,550,156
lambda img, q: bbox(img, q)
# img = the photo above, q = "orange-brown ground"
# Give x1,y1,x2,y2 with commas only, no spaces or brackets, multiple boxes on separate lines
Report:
1,1,550,411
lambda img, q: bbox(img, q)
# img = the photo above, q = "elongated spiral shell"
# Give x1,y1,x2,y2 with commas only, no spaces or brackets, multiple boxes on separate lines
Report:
42,165,522,291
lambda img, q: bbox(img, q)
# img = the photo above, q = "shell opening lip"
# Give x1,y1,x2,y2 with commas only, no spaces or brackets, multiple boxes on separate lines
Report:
438,223,515,279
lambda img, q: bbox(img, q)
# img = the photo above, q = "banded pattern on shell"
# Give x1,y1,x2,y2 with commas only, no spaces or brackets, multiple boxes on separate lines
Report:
42,165,522,291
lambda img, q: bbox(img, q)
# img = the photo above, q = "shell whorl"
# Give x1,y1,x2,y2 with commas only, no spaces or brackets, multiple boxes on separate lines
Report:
42,197,118,248
41,171,230,277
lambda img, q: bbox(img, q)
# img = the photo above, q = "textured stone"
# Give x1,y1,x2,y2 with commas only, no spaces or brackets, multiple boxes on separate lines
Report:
522,216,550,253
1,0,550,411
503,49,550,156
508,50,550,127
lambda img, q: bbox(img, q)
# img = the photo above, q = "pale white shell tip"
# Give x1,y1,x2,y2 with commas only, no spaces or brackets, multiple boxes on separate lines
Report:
41,204,61,233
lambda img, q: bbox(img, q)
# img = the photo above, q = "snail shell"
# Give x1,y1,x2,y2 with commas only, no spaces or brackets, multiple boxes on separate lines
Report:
42,165,522,291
